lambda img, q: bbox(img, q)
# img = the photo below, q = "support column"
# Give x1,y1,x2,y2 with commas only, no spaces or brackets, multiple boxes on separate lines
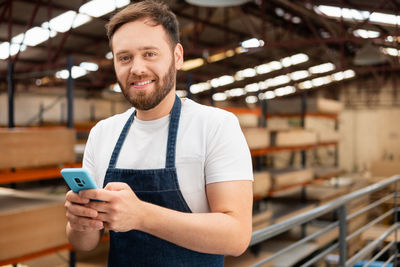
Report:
7,62,15,128
67,55,74,129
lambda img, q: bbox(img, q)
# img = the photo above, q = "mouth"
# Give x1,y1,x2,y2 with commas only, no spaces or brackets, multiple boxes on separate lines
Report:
130,79,155,90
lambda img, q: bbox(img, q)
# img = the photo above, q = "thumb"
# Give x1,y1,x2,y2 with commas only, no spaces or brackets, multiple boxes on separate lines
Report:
105,182,130,191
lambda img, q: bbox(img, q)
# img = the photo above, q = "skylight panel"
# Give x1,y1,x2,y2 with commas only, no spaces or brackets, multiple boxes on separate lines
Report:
79,0,117,18
255,64,271,74
266,75,290,87
55,66,88,79
241,38,264,49
48,11,76,32
298,80,313,89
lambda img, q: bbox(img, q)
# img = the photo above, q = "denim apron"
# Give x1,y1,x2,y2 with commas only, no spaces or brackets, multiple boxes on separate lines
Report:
103,95,224,266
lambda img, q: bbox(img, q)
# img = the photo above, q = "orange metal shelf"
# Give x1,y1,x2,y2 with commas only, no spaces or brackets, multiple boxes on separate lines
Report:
250,142,338,156
0,163,82,184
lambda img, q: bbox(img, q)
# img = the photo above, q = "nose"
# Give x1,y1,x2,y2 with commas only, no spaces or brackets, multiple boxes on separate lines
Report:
129,58,146,76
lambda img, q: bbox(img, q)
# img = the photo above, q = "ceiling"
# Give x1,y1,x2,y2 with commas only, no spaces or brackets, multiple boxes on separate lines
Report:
1,0,400,105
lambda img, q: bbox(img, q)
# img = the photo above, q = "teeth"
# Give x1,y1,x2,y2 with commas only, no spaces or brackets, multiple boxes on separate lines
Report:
134,80,152,86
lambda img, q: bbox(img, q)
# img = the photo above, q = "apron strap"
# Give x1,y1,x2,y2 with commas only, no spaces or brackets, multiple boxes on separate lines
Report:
165,95,181,168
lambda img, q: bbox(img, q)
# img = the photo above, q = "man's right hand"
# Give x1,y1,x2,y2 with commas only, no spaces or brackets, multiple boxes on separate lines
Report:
65,190,104,232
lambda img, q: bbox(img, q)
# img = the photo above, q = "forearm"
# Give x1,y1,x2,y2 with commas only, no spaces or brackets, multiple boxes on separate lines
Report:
66,222,103,251
138,202,251,256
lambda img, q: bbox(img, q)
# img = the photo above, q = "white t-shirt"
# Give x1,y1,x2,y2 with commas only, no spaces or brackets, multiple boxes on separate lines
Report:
83,98,253,213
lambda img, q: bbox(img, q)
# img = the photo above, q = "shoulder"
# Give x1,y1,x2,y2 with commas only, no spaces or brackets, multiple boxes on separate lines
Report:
89,108,135,137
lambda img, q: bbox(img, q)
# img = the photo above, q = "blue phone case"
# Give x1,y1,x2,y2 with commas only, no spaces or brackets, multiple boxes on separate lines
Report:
61,168,98,193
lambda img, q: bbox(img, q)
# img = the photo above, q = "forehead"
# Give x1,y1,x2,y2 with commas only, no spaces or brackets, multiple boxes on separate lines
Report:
112,19,171,52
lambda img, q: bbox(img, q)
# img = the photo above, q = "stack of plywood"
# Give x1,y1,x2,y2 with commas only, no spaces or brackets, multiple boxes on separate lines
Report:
242,128,270,150
273,129,318,147
267,97,343,115
253,171,271,198
0,128,76,169
269,168,314,190
0,187,68,262
236,113,259,128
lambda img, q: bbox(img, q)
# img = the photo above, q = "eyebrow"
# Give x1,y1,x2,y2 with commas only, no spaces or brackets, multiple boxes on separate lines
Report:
115,46,160,56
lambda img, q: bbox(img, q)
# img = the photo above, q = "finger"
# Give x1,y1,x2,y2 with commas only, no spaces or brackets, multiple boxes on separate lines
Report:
79,189,114,202
104,182,130,191
67,202,98,218
86,201,108,213
66,190,90,204
67,212,104,230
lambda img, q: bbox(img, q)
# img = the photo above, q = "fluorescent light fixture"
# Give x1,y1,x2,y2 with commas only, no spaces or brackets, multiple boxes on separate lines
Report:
332,72,344,81
255,63,271,74
245,83,259,92
291,53,309,65
225,88,245,97
22,27,51,46
275,7,285,17
298,80,313,89
181,58,204,71
311,75,332,87
381,47,399,57
266,75,290,87
190,82,211,94
79,0,116,18
217,75,235,87
116,0,130,8
264,91,275,99
106,51,113,60
292,16,301,24
274,86,295,96
241,38,265,49
258,81,268,90
208,51,227,63
290,70,310,81
55,66,88,79
225,49,235,57
281,56,292,67
317,5,400,26
176,90,188,98
80,62,99,71
353,29,380,39
343,69,356,78
269,61,283,70
112,83,121,92
235,68,256,80
48,11,75,32
235,46,248,54
212,92,227,101
0,42,27,59
309,62,335,74
245,95,258,104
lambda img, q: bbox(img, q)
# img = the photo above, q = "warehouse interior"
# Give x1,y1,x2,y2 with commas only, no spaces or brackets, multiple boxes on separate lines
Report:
1,0,400,266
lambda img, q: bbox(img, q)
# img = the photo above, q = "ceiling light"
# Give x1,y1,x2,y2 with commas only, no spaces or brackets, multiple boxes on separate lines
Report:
266,75,290,87
236,68,256,80
235,46,248,54
311,75,332,87
48,11,74,32
258,81,268,90
275,7,285,17
208,51,227,63
292,16,301,24
290,70,310,81
309,62,335,74
331,72,344,81
105,51,113,59
291,53,309,65
181,58,205,71
353,29,380,39
381,47,399,57
185,0,249,7
79,0,116,18
245,83,259,92
112,83,121,92
281,56,292,67
264,91,275,99
245,95,258,104
274,86,295,96
298,80,313,89
255,64,271,74
226,88,245,97
55,66,88,79
343,69,356,79
215,75,235,87
190,82,211,94
21,27,51,46
0,42,26,59
241,38,265,49
269,61,283,70
116,0,130,8
176,90,188,98
212,92,227,101
80,62,99,71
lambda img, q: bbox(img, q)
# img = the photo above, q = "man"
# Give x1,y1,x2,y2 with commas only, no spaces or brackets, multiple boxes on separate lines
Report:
64,1,253,266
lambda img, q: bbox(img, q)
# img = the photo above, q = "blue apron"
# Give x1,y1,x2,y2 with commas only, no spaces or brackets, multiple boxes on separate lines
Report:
103,95,224,266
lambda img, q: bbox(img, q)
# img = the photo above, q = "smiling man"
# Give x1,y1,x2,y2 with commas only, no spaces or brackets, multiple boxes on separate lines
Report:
64,1,253,266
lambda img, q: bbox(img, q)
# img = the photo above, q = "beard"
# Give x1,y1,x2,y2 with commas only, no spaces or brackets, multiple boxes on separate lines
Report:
118,61,176,111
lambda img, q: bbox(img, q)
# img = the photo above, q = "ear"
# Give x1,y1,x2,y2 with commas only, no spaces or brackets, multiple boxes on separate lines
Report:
174,43,184,70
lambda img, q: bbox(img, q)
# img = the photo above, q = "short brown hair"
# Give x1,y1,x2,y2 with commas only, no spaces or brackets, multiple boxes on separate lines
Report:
106,0,180,49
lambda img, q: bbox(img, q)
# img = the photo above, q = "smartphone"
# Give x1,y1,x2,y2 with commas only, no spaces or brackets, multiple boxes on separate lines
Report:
61,168,98,193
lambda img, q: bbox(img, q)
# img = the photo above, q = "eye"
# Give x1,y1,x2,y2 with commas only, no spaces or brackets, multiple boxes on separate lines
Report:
119,55,131,63
145,52,156,58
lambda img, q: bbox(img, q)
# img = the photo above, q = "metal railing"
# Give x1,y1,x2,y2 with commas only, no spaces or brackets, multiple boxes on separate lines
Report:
250,175,400,267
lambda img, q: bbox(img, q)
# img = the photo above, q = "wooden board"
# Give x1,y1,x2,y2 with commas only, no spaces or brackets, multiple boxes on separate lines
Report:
274,129,317,147
0,128,76,169
0,188,67,261
242,128,270,149
370,161,400,178
267,98,343,114
270,168,314,190
253,209,273,232
236,114,259,128
253,171,271,198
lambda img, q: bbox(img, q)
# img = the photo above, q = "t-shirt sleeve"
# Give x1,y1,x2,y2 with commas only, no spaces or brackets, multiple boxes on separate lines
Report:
205,111,253,184
82,122,102,188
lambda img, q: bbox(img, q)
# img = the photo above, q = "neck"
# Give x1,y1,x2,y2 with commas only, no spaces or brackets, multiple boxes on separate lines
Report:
135,90,176,121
